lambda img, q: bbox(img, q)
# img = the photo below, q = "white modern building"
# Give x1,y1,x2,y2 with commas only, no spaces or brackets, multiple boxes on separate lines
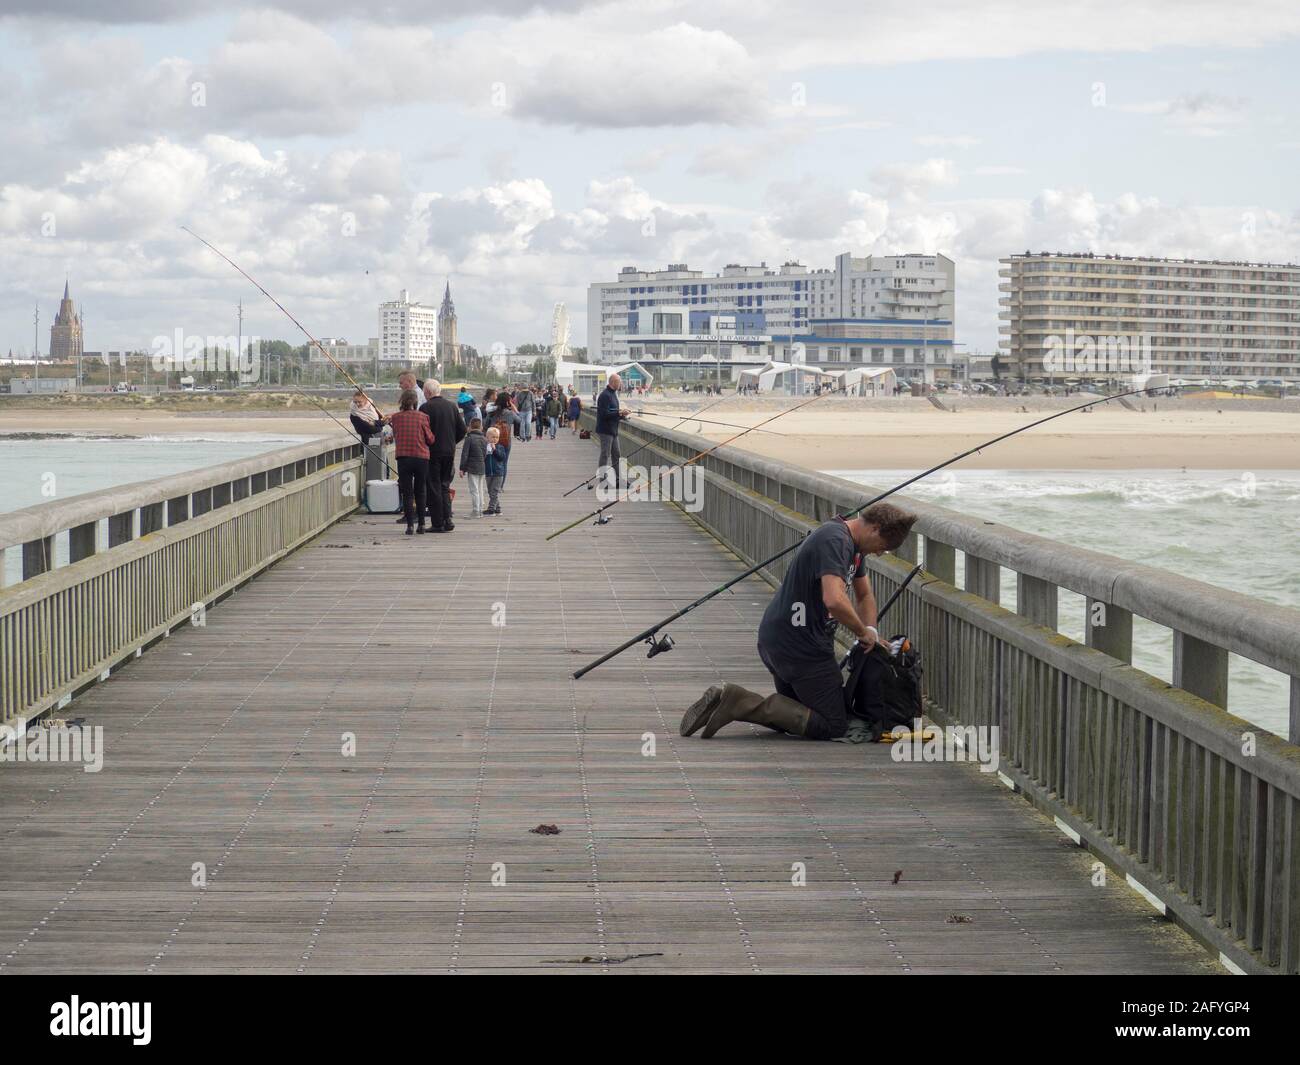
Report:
999,252,1300,383
378,290,438,364
588,253,955,383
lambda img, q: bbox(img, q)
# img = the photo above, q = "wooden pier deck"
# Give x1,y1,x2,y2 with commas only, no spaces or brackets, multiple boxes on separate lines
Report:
0,430,1219,974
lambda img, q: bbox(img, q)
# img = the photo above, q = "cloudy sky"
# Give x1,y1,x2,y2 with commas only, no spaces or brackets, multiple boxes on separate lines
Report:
2,0,1299,358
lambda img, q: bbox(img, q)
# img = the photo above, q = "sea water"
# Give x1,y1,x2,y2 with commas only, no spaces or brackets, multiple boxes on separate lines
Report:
828,468,1300,738
1,434,311,581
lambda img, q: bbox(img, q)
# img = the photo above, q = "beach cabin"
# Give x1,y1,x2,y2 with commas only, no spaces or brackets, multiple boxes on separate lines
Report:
736,361,840,394
830,366,898,396
553,359,655,393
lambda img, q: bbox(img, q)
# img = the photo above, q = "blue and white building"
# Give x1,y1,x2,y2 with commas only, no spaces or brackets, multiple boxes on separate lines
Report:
587,253,955,384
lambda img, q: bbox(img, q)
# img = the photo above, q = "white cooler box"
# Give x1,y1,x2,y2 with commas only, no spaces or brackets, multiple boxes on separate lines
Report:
365,479,401,513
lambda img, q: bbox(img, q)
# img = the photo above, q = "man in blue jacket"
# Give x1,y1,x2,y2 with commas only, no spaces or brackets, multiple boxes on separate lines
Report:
594,372,629,492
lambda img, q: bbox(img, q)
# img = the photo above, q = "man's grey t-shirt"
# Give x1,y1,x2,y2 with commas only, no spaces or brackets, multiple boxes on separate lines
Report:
758,519,865,662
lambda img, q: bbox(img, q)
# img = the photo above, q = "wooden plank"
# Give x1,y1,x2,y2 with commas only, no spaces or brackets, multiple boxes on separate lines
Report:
0,433,1219,975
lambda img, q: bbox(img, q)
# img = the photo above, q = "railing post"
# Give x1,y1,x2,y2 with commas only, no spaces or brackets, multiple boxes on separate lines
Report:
69,521,98,563
1173,630,1229,709
108,511,135,547
895,530,918,564
965,553,1000,604
140,502,165,535
21,536,53,579
1017,573,1058,629
924,537,956,584
1085,598,1133,663
1290,676,1299,745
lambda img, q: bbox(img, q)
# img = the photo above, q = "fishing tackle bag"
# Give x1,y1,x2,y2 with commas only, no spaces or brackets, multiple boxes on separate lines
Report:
843,637,924,738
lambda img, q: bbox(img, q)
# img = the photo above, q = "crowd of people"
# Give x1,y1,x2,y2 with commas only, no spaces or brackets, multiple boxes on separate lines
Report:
349,373,587,533
352,369,920,747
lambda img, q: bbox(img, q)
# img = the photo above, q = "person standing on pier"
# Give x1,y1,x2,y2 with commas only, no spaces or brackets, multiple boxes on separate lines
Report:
458,417,488,518
484,426,509,515
492,393,520,446
420,379,465,534
568,390,582,434
389,389,435,535
544,389,563,440
595,372,629,490
517,386,535,442
394,371,425,522
679,504,916,740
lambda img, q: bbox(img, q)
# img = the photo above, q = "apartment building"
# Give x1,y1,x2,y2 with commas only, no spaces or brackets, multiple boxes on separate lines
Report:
588,253,955,381
999,252,1300,381
378,289,438,364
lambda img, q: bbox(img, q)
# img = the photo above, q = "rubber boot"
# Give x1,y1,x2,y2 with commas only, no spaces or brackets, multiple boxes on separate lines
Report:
680,684,726,736
700,685,811,739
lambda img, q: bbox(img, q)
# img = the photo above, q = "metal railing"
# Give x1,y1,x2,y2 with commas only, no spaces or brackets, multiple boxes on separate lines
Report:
0,437,362,729
599,413,1300,975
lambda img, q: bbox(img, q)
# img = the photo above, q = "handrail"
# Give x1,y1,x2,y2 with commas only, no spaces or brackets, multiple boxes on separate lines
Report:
620,415,1300,686
610,412,1300,744
0,433,351,552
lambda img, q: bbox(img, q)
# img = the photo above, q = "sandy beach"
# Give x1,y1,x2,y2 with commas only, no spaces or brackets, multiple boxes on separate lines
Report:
3,396,1300,470
630,400,1300,470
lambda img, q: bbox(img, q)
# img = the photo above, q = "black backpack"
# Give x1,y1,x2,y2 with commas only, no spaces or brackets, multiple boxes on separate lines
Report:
843,636,924,740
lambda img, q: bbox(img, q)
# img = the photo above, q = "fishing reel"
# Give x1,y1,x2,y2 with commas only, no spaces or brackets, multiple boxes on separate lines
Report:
593,513,613,526
645,633,675,659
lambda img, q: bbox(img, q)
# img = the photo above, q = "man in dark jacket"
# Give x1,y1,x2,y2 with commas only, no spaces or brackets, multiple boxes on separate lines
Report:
679,503,916,741
594,372,628,490
420,379,466,533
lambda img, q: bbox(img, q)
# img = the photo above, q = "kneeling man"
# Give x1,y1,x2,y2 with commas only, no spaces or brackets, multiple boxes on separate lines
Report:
680,502,917,740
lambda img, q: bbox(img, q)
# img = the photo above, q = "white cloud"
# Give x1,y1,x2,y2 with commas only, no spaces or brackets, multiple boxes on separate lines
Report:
871,158,959,201
477,21,766,129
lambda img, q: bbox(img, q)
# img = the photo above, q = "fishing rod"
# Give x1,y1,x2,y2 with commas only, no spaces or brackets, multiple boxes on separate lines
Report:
560,393,736,497
181,226,383,415
284,382,397,479
572,385,1158,679
843,562,922,660
182,225,400,481
632,413,783,435
840,562,922,669
547,384,844,540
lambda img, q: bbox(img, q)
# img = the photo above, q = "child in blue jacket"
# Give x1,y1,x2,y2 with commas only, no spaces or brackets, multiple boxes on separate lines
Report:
484,426,510,516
